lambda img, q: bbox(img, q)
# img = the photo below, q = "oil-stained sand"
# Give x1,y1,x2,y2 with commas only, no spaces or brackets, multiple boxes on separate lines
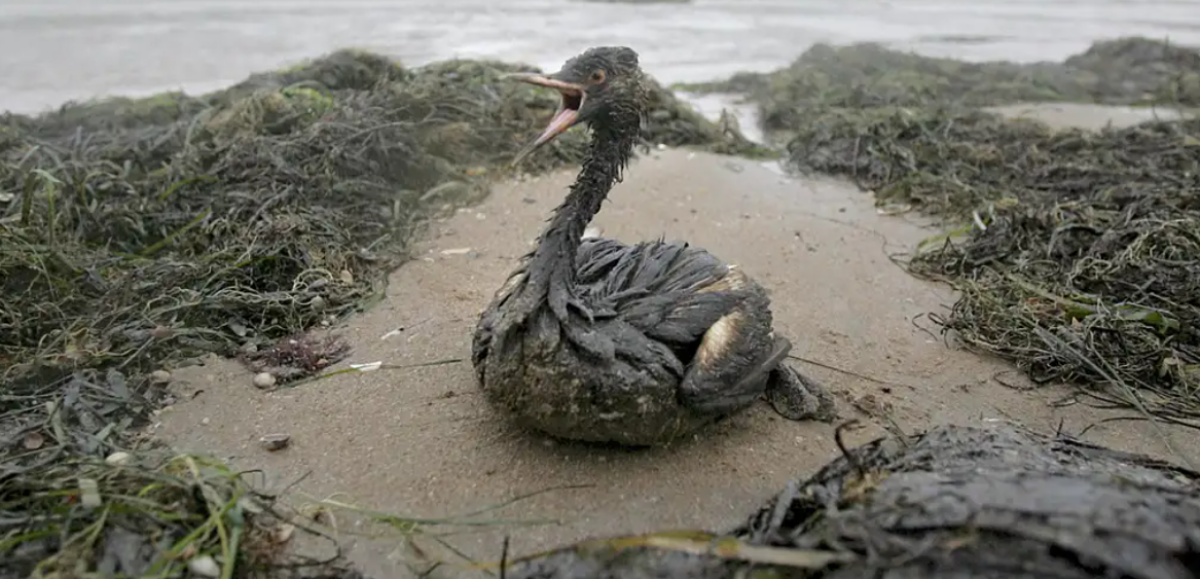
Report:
156,105,1200,578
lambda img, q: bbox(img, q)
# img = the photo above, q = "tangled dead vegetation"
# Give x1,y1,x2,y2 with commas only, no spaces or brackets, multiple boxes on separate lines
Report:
1,445,367,579
681,37,1200,419
0,48,753,576
854,113,1199,419
500,423,1200,579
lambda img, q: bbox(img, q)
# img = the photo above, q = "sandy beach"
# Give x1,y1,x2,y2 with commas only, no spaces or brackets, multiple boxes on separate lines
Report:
5,0,1200,574
153,103,1200,578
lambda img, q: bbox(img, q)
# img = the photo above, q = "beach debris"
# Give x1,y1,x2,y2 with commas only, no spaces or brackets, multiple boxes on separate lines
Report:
349,361,383,372
2,447,367,578
260,434,291,451
272,523,297,544
78,478,102,508
105,451,133,466
440,247,474,255
22,431,44,450
252,372,277,389
240,332,351,385
187,555,221,577
502,424,1200,578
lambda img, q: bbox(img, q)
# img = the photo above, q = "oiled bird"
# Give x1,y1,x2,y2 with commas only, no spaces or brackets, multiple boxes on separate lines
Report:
471,46,835,446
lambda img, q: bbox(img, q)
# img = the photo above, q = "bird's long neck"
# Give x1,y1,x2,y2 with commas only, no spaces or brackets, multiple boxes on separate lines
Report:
520,123,635,316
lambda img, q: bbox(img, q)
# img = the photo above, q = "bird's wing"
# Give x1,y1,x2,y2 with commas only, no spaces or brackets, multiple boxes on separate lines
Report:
575,237,744,346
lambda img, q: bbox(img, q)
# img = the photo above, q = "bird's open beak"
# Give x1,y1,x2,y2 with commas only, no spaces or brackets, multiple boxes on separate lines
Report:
503,72,586,166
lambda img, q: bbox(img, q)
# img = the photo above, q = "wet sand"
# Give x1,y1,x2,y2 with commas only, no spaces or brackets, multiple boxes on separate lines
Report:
156,104,1200,578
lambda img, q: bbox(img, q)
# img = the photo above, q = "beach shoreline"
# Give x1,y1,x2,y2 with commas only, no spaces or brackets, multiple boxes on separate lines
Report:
154,103,1200,575
5,31,1199,576
6,0,1200,116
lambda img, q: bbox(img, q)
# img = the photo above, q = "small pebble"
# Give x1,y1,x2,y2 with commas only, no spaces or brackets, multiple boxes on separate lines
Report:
253,372,277,389
22,431,44,450
237,496,265,514
105,451,132,466
188,555,221,578
310,296,326,311
272,523,297,544
201,417,210,426
149,370,172,385
260,434,291,451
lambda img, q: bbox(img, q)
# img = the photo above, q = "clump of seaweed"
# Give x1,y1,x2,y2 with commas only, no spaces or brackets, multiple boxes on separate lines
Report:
683,36,1200,418
0,48,752,576
498,423,1200,578
239,332,352,385
0,438,366,579
778,97,1200,418
679,37,1200,140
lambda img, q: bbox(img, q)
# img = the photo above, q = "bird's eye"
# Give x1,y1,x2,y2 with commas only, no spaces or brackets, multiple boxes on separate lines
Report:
590,69,606,84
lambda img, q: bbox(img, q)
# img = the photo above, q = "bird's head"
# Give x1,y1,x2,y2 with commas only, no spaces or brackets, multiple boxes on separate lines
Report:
505,46,647,165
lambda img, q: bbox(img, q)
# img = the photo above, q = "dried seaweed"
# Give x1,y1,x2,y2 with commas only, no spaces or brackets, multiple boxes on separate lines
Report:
500,423,1200,578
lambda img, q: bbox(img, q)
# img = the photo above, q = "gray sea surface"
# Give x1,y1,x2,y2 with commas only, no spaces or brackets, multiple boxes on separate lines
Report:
2,0,1199,114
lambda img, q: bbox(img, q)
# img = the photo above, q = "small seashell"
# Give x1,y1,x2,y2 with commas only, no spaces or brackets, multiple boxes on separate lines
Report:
272,523,296,544
260,434,291,452
105,451,132,466
22,431,44,450
188,555,221,577
253,372,276,389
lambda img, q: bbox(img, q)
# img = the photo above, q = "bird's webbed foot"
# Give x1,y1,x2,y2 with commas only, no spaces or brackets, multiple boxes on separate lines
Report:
764,364,838,423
